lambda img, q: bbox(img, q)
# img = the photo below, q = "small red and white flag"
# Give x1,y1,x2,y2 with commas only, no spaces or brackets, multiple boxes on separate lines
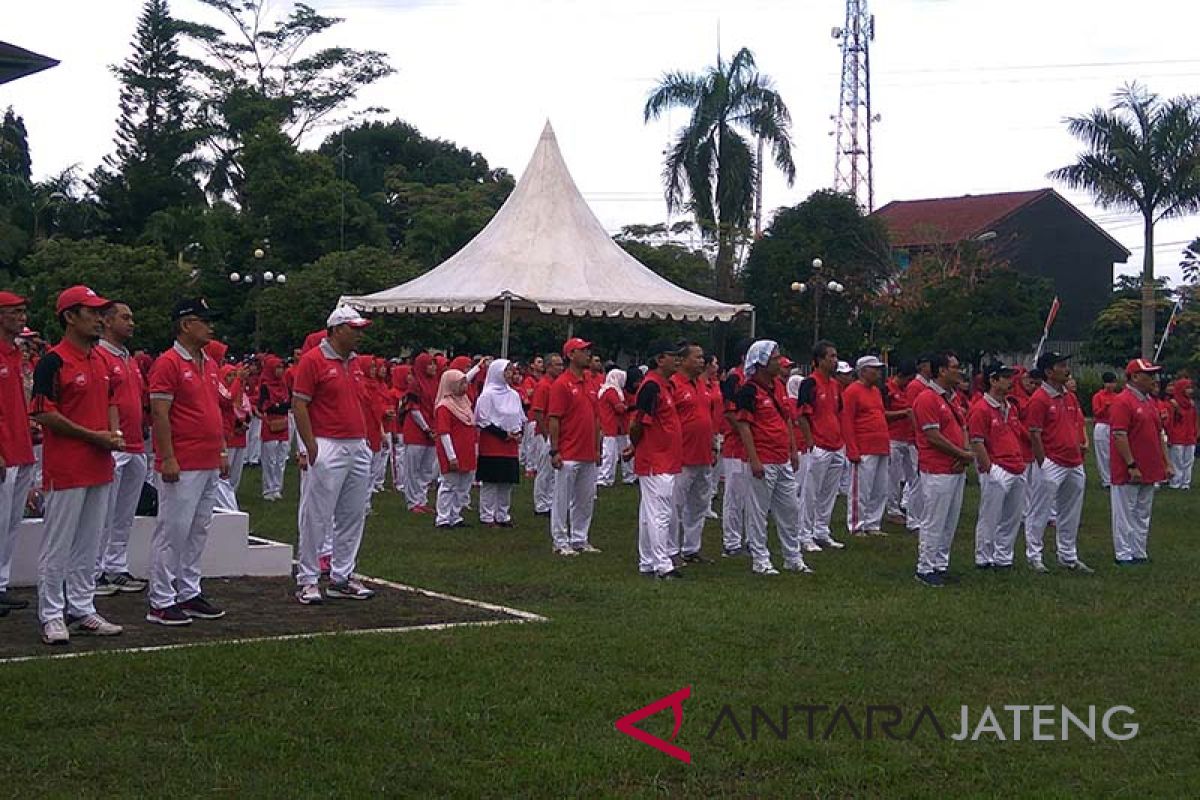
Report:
1042,296,1061,335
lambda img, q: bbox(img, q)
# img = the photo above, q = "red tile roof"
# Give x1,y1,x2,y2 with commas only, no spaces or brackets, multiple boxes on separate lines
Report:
874,189,1052,247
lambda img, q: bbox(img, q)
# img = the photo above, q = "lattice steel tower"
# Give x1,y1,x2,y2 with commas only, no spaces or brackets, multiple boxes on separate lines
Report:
832,1,877,212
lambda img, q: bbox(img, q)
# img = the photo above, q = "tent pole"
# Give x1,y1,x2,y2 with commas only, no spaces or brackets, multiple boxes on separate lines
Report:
749,309,757,338
567,320,574,338
501,296,512,359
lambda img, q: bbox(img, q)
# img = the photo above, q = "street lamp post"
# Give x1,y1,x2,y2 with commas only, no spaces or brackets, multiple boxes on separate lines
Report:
230,242,286,352
790,257,845,346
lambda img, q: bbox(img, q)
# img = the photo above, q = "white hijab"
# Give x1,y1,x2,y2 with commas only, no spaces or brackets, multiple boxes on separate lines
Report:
474,359,525,432
598,368,626,401
744,339,779,377
786,374,803,400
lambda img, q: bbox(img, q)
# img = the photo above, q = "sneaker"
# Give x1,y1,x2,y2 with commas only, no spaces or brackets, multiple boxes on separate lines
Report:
935,570,961,584
410,504,433,514
656,569,686,581
0,590,30,610
992,564,1014,572
1027,558,1050,574
179,595,226,619
682,553,714,565
816,537,845,550
752,563,780,576
41,618,70,645
107,572,148,593
783,559,813,574
1131,557,1149,564
496,520,515,528
802,541,824,553
145,605,193,626
327,579,375,600
68,613,123,636
975,563,993,570
1057,557,1095,574
851,531,869,538
721,546,746,558
868,530,888,537
914,572,943,588
452,521,471,528
295,585,324,605
574,543,602,554
554,547,578,557
93,576,120,597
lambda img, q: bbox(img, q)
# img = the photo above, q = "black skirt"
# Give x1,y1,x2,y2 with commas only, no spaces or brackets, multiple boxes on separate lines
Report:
476,455,520,485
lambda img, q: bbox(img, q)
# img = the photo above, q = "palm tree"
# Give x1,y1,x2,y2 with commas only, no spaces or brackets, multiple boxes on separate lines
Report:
1049,83,1200,357
644,47,795,302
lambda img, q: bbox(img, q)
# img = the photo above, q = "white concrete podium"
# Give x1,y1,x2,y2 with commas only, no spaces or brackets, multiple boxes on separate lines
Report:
8,511,293,588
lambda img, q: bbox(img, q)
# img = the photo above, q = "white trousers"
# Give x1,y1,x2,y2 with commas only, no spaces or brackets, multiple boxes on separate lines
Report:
916,472,965,575
802,446,846,542
479,483,514,523
1093,423,1112,488
0,463,36,592
149,470,218,610
974,465,1026,566
598,435,634,486
551,460,597,549
705,446,722,511
403,443,437,509
260,439,289,498
39,483,111,623
888,441,918,518
721,457,747,550
1169,445,1195,489
519,420,535,466
532,437,556,513
98,450,149,574
436,471,474,526
371,442,389,491
638,473,677,575
745,462,802,569
215,447,245,512
390,439,406,491
673,464,711,556
1026,460,1085,563
245,417,262,464
297,438,372,586
847,453,889,533
1111,483,1154,560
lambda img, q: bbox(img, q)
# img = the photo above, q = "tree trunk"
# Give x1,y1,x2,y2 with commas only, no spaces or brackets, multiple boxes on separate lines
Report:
1141,213,1155,358
713,228,737,364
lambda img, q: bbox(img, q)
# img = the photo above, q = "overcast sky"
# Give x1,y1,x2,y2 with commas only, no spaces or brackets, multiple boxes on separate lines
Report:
5,0,1200,283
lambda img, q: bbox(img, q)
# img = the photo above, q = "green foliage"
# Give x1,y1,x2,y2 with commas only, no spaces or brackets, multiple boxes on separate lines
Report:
388,179,511,268
14,239,187,350
1084,287,1200,371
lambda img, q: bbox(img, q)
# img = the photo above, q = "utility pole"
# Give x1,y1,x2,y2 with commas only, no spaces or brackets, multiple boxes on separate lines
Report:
832,0,878,212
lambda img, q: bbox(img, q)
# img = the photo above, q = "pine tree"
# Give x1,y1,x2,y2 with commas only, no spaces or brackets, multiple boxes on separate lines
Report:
0,107,32,182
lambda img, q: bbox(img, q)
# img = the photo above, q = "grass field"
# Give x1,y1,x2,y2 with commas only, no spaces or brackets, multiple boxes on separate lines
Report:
4,445,1199,797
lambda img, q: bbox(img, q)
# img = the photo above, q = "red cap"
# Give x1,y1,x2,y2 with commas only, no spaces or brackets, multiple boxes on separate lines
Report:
562,337,592,358
780,356,795,370
55,285,111,314
1125,358,1162,376
0,291,25,307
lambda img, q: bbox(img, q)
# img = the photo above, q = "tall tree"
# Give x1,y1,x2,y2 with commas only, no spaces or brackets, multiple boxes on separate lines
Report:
644,47,795,302
1049,83,1200,357
0,108,34,271
91,0,204,243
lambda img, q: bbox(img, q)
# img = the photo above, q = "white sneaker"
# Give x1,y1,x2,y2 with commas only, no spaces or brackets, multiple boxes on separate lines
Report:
752,563,779,576
802,541,823,553
295,585,324,605
574,543,602,554
783,560,814,574
851,531,869,538
554,547,579,557
1058,557,1095,574
41,618,70,645
69,613,123,636
817,537,846,550
327,579,376,600
868,530,888,537
1028,558,1049,574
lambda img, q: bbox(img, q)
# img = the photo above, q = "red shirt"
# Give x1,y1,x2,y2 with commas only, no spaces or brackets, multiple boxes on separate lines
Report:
0,337,34,466
96,341,145,454
799,371,843,451
1092,389,1118,424
905,376,932,414
1109,387,1167,485
840,381,890,460
671,372,713,467
30,339,116,490
597,388,627,437
1165,381,1197,445
633,370,682,476
1023,383,1085,467
735,377,791,465
292,342,368,440
148,343,224,472
219,392,248,449
530,375,553,432
886,377,915,443
548,369,598,462
913,384,967,475
479,426,519,458
435,406,478,472
720,368,746,460
968,394,1026,474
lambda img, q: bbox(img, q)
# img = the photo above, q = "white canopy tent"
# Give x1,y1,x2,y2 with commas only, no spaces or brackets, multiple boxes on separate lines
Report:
340,121,753,356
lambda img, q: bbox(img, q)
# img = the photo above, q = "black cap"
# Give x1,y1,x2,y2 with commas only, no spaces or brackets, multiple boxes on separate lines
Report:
984,363,1016,382
646,339,677,361
1035,351,1071,372
172,297,213,322
915,353,932,366
1101,371,1117,383
1028,368,1045,381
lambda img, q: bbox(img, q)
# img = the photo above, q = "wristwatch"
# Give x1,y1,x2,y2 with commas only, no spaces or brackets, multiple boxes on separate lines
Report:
1126,461,1137,469
549,449,559,456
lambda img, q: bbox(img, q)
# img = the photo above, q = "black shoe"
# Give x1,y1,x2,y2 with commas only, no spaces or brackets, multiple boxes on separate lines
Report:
935,570,961,584
496,520,515,528
992,564,1014,572
145,605,192,626
179,595,226,619
656,570,686,580
1131,557,1149,564
0,590,29,610
721,546,746,558
452,521,471,529
974,563,993,570
682,553,714,565
914,572,944,588
533,510,550,517
435,523,453,529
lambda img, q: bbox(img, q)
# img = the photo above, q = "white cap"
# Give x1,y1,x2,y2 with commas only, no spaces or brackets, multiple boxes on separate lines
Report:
856,355,885,370
836,360,854,374
326,305,371,329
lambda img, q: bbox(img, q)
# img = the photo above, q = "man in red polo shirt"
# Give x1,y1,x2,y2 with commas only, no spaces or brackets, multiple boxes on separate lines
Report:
548,338,602,556
292,306,376,604
631,340,684,579
30,285,126,643
145,298,230,626
969,364,1028,569
841,354,891,536
885,361,918,524
94,301,150,596
735,340,808,575
1024,351,1093,574
1091,371,1120,489
796,340,846,552
912,351,973,587
1110,359,1173,564
671,341,715,564
531,353,563,514
0,290,38,617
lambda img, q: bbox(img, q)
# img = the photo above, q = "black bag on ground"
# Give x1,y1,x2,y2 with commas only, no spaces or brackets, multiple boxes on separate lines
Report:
137,482,158,516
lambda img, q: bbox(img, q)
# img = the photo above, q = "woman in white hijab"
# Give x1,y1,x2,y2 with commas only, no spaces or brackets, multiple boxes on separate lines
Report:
596,369,632,487
474,359,525,526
